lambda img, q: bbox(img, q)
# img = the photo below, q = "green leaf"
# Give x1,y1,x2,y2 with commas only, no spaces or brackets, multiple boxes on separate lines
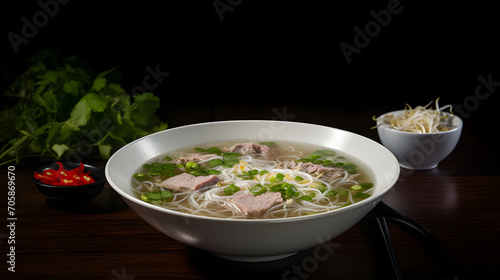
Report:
98,144,113,159
259,141,276,146
68,93,108,126
98,132,127,159
40,70,61,84
91,68,116,92
84,93,107,112
92,76,107,91
68,98,91,126
51,143,68,158
63,80,80,95
102,83,127,97
131,92,160,127
42,89,56,112
141,190,172,201
312,149,335,157
0,108,19,143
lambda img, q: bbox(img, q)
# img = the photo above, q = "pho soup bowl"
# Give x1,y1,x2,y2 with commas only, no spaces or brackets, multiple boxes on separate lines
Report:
105,121,400,262
377,110,463,170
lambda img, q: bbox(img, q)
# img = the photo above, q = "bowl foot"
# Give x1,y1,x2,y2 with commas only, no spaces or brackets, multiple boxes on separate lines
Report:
399,162,438,170
213,252,298,262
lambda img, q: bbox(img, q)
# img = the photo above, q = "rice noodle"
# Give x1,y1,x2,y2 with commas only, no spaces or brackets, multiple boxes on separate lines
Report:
373,98,454,133
131,143,374,219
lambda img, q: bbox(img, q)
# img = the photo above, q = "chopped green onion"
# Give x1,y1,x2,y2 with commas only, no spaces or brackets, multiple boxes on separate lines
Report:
351,185,362,190
165,156,172,161
185,161,198,169
238,169,259,180
259,170,269,176
354,192,371,199
276,173,285,181
133,173,148,179
301,195,313,201
315,185,327,193
361,183,374,188
295,175,304,182
250,184,268,195
224,184,240,195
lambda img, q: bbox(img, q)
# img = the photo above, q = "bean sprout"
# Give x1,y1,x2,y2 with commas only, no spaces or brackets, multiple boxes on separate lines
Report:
373,98,454,133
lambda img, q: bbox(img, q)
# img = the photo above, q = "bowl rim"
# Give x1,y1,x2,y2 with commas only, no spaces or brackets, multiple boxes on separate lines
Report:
376,110,463,135
106,120,401,223
32,163,106,189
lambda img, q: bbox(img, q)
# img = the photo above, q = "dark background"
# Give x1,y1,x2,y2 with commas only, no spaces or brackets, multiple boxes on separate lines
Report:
1,2,499,279
1,0,498,128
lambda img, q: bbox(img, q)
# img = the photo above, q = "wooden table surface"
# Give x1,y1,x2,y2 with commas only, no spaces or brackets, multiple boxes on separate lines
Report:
2,107,499,280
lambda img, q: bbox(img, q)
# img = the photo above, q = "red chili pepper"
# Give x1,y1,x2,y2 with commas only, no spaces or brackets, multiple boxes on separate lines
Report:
42,168,59,180
34,162,95,186
72,162,85,174
60,178,77,185
81,173,95,184
34,172,54,181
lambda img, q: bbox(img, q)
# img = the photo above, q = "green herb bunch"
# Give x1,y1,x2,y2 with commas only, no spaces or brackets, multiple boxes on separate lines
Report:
0,54,167,166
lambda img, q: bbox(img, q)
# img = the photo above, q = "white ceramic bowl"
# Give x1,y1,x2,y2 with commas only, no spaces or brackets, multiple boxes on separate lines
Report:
377,110,463,170
105,120,400,262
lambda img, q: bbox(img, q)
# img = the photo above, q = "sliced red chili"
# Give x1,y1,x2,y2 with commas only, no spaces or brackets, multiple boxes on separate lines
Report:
35,162,95,186
43,168,59,180
72,162,85,174
34,172,53,181
81,174,95,184
60,178,77,185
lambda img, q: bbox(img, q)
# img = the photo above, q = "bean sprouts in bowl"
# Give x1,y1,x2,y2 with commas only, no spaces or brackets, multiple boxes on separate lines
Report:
376,110,462,170
105,121,400,262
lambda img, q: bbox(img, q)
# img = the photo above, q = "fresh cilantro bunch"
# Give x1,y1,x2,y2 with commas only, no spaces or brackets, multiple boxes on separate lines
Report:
0,53,167,166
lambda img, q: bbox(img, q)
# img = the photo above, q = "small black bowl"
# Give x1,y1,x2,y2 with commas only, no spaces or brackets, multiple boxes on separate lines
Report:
31,162,106,209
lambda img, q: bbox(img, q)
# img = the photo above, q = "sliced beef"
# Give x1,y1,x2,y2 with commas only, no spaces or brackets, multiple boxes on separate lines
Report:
282,161,342,180
229,192,283,217
176,153,219,165
229,143,276,159
158,173,219,191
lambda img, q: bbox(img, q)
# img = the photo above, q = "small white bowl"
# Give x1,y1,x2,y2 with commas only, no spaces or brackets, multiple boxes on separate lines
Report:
106,121,400,262
376,110,463,170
